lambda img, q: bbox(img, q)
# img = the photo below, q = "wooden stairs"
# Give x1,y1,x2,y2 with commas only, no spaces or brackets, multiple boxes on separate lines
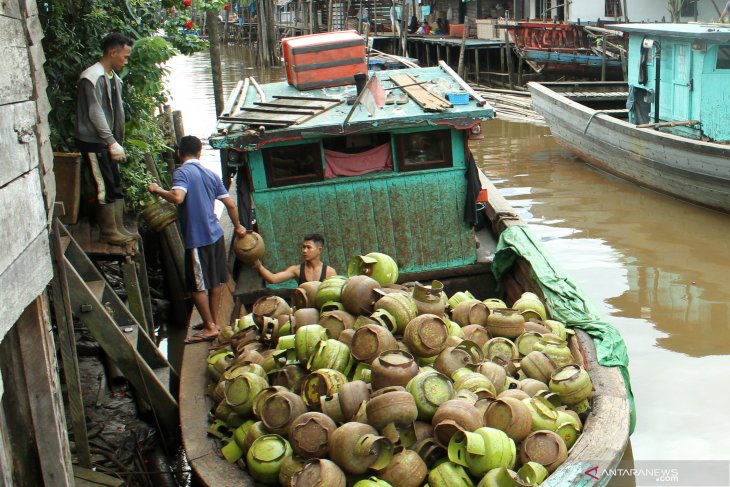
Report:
54,221,179,440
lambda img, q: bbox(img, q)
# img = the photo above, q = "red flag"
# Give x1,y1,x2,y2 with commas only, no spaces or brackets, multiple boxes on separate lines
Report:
360,75,386,116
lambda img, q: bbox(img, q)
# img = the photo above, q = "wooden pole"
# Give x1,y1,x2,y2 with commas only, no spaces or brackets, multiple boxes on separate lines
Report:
309,0,315,33
400,0,408,56
503,28,514,89
206,12,225,116
269,0,279,64
328,0,334,30
172,110,185,142
358,0,363,33
223,6,231,44
457,16,468,78
601,35,607,81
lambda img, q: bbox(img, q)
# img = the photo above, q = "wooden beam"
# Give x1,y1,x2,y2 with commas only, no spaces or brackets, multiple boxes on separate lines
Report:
17,296,75,486
122,255,150,336
50,217,92,469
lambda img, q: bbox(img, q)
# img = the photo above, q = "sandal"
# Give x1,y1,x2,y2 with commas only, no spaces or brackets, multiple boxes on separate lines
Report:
184,331,219,344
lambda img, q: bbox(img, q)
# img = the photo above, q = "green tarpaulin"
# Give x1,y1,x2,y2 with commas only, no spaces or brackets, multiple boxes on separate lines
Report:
492,225,636,434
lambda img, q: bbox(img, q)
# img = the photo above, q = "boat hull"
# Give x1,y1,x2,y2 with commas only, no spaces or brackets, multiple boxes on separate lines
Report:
179,174,630,487
528,81,730,213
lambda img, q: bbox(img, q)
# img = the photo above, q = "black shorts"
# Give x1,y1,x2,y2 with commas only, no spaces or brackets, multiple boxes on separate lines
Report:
185,237,229,292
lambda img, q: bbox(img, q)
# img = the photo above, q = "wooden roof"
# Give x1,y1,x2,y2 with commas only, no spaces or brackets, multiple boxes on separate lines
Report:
210,67,494,151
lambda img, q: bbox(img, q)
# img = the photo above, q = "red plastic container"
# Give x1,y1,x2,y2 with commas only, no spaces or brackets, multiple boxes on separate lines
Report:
449,24,471,38
282,30,367,91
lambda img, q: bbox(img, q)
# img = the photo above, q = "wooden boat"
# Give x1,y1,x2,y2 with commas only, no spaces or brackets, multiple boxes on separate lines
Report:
528,23,730,214
180,63,631,486
500,21,624,79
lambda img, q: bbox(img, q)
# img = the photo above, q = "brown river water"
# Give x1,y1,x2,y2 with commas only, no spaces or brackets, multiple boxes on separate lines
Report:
163,46,730,476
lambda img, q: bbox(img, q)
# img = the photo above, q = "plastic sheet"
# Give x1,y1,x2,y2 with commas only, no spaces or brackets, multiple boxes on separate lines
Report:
492,224,637,434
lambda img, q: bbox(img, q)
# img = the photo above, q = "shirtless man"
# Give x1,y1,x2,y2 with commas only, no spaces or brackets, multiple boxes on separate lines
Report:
255,234,337,284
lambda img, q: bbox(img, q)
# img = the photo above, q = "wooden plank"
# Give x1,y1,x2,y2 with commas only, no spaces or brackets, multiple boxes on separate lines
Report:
254,100,328,110
233,114,303,124
0,16,33,106
122,325,140,348
86,280,106,302
121,256,149,335
419,173,447,270
64,261,180,440
0,0,21,17
17,296,75,486
218,117,290,128
0,170,47,279
50,217,92,469
0,378,14,486
243,106,317,115
351,180,379,259
72,465,124,487
0,230,52,341
0,327,45,486
133,242,155,335
317,185,347,272
0,101,39,188
390,73,452,111
386,177,415,270
368,178,398,265
335,182,363,264
407,174,428,270
273,95,341,102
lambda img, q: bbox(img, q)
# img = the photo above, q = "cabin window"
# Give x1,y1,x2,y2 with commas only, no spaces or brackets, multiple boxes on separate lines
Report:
717,46,730,70
604,0,622,17
395,130,452,171
263,142,323,187
322,133,390,153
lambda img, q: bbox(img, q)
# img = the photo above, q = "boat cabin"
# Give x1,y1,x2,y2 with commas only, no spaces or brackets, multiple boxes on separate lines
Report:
209,67,494,297
615,23,730,142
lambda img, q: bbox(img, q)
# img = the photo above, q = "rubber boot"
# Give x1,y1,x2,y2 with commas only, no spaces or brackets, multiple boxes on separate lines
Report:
97,203,134,245
113,200,139,239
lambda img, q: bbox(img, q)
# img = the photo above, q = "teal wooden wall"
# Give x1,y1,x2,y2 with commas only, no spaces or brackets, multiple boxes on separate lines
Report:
627,35,730,141
249,128,477,278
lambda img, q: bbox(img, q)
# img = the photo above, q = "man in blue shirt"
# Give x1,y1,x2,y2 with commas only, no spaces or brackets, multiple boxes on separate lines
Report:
148,136,246,343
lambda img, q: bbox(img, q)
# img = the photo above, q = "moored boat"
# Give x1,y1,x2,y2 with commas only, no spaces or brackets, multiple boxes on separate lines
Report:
179,39,632,485
528,23,730,214
499,21,625,79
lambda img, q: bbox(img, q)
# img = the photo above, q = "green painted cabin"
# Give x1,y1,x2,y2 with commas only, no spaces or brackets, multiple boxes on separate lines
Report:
210,67,494,288
618,23,730,142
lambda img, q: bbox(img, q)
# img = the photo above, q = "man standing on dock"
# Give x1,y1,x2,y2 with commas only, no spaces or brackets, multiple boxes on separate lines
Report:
148,136,247,343
75,33,136,245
